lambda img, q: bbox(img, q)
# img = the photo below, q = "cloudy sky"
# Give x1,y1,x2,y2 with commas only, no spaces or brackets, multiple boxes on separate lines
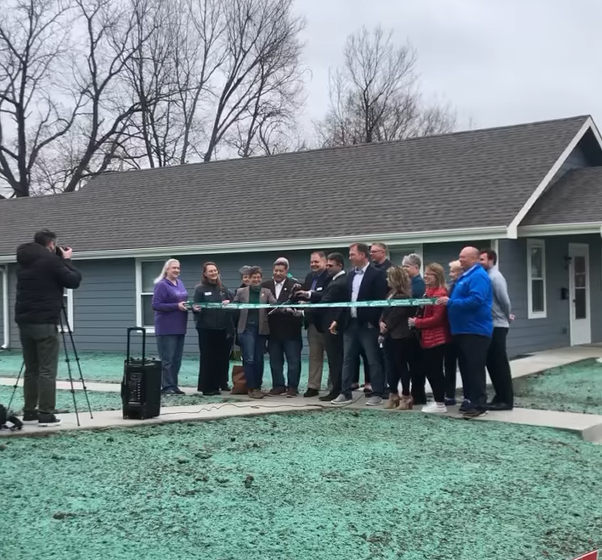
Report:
295,0,602,132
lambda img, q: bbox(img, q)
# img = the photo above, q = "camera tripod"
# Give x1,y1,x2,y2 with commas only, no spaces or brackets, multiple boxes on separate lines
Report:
7,305,93,427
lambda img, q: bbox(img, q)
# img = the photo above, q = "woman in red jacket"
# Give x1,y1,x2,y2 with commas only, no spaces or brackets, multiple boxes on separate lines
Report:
409,263,451,414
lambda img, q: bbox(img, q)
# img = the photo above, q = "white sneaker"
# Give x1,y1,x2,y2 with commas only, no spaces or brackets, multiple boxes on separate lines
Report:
366,396,383,406
422,402,447,414
331,394,352,405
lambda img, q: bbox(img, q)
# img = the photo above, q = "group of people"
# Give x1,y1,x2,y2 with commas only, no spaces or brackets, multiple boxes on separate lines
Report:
152,242,515,419
8,228,513,428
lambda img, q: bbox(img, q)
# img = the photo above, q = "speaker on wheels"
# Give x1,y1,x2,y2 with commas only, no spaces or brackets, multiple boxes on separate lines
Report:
121,327,161,420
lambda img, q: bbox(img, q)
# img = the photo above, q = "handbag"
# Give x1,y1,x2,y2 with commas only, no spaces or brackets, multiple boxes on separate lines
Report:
230,365,247,394
411,297,426,342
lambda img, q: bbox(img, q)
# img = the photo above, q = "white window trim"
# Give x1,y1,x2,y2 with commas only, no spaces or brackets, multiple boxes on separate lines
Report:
490,239,500,267
59,289,74,333
527,239,547,319
135,258,165,334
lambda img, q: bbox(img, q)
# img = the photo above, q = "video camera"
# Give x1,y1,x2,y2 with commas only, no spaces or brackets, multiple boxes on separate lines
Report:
55,245,68,257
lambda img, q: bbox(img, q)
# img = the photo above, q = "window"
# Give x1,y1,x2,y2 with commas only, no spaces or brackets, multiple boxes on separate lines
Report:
527,239,546,319
59,289,74,333
136,260,165,331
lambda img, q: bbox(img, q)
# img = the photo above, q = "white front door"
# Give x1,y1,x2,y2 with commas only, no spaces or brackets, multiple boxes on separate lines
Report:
568,243,591,346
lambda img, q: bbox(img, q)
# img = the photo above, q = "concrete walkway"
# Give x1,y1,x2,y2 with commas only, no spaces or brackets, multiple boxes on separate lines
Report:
2,345,602,442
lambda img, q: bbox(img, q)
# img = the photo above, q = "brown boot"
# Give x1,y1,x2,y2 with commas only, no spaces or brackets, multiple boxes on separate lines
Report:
398,395,414,410
384,394,400,409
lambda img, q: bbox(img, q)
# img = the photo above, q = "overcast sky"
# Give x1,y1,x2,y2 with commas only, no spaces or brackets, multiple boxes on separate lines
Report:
295,0,602,132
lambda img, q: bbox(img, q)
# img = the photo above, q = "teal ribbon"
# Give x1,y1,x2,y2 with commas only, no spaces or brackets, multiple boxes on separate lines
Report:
187,298,436,309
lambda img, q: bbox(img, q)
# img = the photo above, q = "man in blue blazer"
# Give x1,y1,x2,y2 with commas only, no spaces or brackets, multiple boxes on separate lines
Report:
436,246,493,418
331,243,388,406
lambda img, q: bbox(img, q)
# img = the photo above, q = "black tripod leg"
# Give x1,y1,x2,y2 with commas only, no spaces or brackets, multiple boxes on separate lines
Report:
7,361,24,411
62,306,93,419
58,314,80,427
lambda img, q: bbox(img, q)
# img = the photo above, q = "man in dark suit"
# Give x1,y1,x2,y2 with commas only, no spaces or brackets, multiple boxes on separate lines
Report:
263,258,303,397
296,252,348,402
300,251,331,397
331,243,388,406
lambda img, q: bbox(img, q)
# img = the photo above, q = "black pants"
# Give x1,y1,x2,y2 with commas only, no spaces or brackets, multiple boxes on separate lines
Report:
322,331,343,396
19,323,60,415
486,327,514,407
385,337,412,396
352,348,371,384
197,328,231,393
444,342,459,400
422,344,446,403
455,334,490,411
408,336,426,404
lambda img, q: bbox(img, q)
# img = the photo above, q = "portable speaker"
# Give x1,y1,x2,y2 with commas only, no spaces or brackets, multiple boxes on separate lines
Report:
121,327,161,420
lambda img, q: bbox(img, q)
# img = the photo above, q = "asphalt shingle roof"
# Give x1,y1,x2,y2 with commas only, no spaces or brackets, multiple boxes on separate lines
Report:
520,167,602,226
0,115,591,257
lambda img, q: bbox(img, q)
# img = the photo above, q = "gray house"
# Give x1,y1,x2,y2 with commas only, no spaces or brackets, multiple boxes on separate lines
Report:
1,115,601,359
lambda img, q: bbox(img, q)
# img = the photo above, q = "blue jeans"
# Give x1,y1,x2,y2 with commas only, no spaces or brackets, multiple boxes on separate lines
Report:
156,334,185,391
341,320,384,398
268,338,302,390
237,323,266,390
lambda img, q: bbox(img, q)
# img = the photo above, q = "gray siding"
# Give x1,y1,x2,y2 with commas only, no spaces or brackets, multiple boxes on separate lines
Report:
0,268,4,347
500,235,602,357
500,238,569,356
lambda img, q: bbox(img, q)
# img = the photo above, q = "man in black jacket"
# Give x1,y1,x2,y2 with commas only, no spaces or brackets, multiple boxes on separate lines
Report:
15,230,82,426
301,251,330,397
263,258,303,397
296,252,347,402
331,243,388,406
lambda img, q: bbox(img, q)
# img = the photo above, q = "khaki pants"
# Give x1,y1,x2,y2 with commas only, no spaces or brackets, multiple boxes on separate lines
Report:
19,323,60,415
307,324,327,390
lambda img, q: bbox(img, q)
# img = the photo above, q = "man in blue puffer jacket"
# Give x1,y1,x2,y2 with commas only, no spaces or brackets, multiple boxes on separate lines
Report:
436,246,493,417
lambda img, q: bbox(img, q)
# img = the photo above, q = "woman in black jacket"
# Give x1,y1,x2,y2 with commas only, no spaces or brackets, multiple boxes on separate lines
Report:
379,266,415,410
192,262,234,395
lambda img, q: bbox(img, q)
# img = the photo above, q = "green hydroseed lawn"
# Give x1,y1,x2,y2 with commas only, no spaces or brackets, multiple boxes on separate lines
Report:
514,358,602,416
0,349,324,389
1,410,601,560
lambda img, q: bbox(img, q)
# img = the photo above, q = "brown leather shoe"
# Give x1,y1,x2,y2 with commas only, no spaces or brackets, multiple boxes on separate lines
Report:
267,387,286,396
286,387,298,398
248,389,264,399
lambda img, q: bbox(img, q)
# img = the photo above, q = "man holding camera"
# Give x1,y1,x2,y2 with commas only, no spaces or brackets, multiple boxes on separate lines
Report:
15,230,82,426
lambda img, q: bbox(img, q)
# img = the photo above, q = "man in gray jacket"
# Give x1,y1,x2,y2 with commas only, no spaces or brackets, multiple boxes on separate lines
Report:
480,249,514,410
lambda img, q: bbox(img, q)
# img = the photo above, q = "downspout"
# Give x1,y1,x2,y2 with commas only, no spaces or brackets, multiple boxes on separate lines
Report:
1,265,9,349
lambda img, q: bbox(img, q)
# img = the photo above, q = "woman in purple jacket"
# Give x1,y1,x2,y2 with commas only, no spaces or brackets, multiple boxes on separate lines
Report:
152,259,189,394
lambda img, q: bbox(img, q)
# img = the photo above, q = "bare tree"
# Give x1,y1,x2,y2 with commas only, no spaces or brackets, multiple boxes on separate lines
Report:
315,25,457,148
1,0,307,196
0,0,161,197
120,0,305,167
0,0,79,198
199,0,306,162
59,0,160,192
